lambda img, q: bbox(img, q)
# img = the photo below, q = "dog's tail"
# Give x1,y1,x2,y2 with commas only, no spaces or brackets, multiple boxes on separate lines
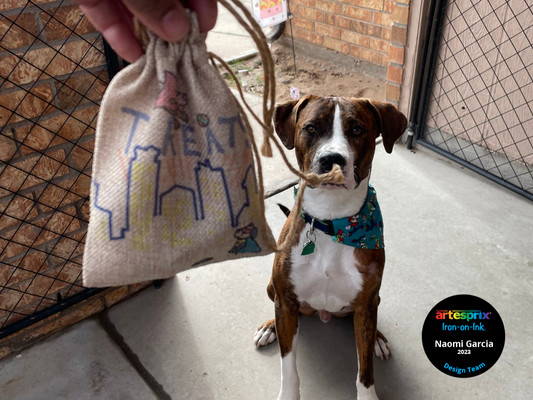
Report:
277,203,291,218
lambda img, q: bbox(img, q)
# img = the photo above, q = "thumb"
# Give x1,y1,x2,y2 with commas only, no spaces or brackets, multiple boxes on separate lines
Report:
123,0,190,42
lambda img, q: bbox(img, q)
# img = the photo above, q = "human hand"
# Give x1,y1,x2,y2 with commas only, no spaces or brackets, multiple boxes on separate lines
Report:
73,0,218,63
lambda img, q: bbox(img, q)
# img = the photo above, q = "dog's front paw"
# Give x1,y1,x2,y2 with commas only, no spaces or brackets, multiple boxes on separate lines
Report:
254,319,277,348
374,330,390,360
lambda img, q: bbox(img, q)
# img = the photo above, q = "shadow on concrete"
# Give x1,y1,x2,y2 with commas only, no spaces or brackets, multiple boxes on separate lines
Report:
108,278,215,400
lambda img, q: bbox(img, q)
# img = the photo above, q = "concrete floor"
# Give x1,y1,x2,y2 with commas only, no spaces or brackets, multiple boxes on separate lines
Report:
0,319,157,400
1,142,532,399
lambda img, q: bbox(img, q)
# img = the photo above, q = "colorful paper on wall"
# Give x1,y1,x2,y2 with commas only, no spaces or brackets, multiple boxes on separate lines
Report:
253,0,288,28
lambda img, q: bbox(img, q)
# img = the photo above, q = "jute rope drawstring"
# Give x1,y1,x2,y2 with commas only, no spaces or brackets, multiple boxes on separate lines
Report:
134,0,344,252
212,0,345,252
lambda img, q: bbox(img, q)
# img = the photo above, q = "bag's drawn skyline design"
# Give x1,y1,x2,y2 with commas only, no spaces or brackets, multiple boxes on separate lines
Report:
92,109,259,242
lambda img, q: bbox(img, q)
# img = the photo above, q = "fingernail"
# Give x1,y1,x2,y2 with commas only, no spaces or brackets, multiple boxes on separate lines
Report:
162,8,189,41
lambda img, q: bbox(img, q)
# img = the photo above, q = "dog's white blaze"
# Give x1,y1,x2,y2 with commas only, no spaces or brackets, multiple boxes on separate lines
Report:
291,228,363,313
331,104,348,152
313,104,357,190
278,330,300,400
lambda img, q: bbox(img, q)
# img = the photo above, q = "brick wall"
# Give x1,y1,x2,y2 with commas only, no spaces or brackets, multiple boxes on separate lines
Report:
0,0,110,330
285,0,411,106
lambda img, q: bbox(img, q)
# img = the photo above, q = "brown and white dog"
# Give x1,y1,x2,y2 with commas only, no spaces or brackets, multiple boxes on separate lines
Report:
253,95,407,400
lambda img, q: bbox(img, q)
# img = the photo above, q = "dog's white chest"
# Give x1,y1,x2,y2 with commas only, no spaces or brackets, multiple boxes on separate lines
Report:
290,229,363,312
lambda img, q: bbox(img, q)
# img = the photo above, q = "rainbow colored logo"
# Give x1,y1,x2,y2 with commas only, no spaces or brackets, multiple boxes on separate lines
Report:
436,310,491,322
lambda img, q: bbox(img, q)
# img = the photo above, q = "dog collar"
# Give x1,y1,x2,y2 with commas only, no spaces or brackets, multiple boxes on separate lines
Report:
294,184,384,250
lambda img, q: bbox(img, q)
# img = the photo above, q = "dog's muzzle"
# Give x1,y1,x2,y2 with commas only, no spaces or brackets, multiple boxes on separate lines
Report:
317,153,346,174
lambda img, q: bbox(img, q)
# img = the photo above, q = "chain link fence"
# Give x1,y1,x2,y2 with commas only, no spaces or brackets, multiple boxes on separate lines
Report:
0,0,120,338
416,0,533,200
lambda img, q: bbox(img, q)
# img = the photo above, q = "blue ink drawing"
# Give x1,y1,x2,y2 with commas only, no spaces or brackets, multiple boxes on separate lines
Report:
94,112,257,242
228,223,261,254
121,108,150,155
234,164,257,228
158,185,199,220
94,145,161,240
194,159,235,226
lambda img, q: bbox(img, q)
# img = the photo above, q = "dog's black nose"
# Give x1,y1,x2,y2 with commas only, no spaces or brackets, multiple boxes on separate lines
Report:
318,153,346,173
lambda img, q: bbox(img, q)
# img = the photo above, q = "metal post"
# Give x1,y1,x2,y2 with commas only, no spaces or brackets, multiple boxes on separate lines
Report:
414,0,446,142
103,38,121,81
406,0,439,149
287,1,297,76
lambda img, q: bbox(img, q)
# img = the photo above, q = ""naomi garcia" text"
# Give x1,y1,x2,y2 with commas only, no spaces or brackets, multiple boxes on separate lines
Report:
435,340,493,348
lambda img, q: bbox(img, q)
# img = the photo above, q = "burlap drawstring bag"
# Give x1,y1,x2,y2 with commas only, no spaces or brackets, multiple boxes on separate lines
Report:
83,0,343,287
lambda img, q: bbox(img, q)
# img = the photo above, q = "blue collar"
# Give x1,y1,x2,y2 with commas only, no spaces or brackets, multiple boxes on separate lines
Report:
295,184,384,249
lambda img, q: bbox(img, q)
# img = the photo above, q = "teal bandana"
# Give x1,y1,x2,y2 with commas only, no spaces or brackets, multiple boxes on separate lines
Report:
296,184,384,250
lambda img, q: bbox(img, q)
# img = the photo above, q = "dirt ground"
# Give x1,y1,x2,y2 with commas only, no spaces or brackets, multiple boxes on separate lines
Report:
223,44,385,103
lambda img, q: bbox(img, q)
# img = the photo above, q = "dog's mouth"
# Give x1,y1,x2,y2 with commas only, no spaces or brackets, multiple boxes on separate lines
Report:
309,166,362,190
321,166,361,190
319,182,347,190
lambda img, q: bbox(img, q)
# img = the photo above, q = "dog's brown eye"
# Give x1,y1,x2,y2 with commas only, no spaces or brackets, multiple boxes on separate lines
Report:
352,126,363,136
306,125,315,134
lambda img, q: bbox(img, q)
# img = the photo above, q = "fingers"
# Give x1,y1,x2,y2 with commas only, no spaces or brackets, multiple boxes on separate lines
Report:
75,0,143,63
74,0,219,63
188,0,218,32
122,0,190,42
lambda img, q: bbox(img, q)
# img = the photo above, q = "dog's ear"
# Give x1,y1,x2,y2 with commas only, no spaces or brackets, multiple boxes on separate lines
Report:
367,100,408,153
274,96,314,150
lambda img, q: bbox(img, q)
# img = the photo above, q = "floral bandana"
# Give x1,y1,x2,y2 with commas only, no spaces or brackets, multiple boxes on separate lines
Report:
296,184,384,250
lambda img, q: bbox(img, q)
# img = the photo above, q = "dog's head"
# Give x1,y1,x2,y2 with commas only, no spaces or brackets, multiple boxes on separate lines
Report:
274,95,407,190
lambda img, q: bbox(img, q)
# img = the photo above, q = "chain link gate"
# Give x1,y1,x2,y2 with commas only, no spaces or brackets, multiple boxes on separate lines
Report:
0,0,121,339
412,0,533,201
